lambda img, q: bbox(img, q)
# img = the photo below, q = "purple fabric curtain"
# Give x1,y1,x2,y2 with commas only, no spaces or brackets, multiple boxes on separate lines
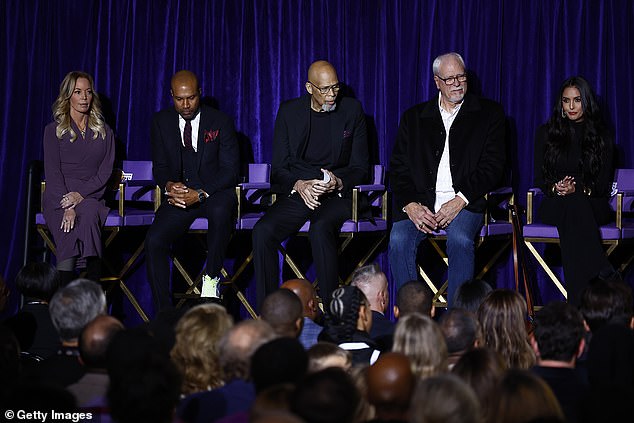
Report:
2,0,633,319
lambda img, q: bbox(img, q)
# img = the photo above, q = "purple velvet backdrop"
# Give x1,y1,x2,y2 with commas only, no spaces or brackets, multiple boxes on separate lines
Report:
2,0,633,322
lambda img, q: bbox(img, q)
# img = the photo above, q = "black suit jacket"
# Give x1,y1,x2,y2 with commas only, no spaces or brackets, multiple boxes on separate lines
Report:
150,104,239,195
271,94,369,195
390,93,506,220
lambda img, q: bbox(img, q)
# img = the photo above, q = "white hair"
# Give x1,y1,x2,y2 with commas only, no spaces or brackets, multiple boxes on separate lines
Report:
432,52,466,76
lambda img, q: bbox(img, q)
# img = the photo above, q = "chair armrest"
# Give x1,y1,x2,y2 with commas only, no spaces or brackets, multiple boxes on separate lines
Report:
489,187,513,196
239,182,271,190
124,179,157,187
354,184,385,193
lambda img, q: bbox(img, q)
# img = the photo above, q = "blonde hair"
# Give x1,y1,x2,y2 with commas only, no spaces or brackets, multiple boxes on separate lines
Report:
477,290,536,369
170,303,234,395
52,71,106,142
393,313,448,378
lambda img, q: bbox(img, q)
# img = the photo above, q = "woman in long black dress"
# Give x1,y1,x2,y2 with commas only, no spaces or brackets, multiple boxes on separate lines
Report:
42,71,115,284
533,76,615,305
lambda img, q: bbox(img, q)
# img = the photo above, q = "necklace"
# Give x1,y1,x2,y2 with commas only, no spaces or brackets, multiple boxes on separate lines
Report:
75,118,87,137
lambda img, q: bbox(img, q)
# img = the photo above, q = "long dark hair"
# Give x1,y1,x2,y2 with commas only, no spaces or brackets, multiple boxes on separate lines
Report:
542,76,605,189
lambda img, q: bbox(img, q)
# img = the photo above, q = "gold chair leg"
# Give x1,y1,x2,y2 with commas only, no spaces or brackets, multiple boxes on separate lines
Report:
524,241,567,298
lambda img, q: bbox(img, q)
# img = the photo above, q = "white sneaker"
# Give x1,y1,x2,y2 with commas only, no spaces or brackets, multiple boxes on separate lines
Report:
201,274,220,298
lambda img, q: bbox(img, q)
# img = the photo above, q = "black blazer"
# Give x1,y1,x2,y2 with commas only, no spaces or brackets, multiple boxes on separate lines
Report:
271,94,369,195
390,93,506,220
150,104,239,195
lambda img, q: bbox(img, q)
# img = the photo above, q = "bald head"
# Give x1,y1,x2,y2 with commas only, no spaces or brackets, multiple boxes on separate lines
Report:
366,352,415,419
170,70,201,120
305,60,339,112
280,279,318,320
79,315,124,369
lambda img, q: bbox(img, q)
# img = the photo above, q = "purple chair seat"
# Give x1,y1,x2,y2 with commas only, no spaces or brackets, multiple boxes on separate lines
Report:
486,221,513,236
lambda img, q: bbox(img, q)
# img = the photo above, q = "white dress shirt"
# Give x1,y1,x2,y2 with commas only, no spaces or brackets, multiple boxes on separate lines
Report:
178,112,201,152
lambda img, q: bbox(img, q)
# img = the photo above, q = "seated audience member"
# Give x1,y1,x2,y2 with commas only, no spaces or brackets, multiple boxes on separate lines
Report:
0,325,21,407
291,367,361,423
5,262,61,359
281,278,323,349
409,374,481,423
452,348,506,423
178,320,277,423
306,342,352,373
27,278,106,387
251,338,308,393
366,352,415,423
107,328,181,423
439,308,482,368
579,277,633,333
350,263,394,349
248,384,297,423
453,278,493,313
260,288,304,338
530,302,588,423
393,280,434,319
170,303,233,396
67,315,124,407
477,289,535,369
392,313,448,379
488,369,565,423
349,365,375,422
320,285,379,366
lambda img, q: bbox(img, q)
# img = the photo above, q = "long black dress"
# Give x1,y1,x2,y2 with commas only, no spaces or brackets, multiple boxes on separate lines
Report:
533,120,614,305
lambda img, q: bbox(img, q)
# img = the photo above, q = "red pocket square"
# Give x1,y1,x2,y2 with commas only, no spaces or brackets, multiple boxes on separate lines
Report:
204,129,219,143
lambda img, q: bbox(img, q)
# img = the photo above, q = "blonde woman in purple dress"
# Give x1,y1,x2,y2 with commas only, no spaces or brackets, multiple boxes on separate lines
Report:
42,71,115,284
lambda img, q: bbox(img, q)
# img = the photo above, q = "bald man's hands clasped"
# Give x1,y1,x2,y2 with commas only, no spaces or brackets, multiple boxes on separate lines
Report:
403,196,466,233
165,181,200,208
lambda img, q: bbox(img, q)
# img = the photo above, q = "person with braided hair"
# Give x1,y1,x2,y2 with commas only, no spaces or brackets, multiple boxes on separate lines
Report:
319,285,380,366
533,76,616,305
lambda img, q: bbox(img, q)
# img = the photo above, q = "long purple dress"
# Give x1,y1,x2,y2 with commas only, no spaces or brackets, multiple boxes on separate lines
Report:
42,121,115,266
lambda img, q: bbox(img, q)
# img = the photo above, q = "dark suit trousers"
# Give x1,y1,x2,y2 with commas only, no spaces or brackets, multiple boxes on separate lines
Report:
539,192,612,305
252,193,351,310
145,188,237,311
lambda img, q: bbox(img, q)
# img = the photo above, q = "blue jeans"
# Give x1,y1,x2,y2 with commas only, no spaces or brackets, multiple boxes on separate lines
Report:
388,209,483,308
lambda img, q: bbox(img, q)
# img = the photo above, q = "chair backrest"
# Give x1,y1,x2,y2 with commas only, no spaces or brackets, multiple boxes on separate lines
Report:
243,163,271,206
248,163,271,183
119,160,157,203
610,168,634,212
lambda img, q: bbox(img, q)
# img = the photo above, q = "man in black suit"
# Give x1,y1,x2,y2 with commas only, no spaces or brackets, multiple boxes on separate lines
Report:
253,60,369,309
389,52,506,308
145,70,239,311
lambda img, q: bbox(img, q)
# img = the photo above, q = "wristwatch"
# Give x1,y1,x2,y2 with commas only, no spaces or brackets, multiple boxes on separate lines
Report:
197,189,207,204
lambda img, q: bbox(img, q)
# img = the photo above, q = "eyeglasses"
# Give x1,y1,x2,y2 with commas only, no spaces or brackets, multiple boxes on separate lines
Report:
436,74,467,86
308,81,341,95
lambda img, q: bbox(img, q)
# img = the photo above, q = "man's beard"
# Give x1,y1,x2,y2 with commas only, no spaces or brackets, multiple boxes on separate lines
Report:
322,102,337,112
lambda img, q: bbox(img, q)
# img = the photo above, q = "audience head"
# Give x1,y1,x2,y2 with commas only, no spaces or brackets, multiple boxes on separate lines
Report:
291,367,360,423
170,303,233,395
323,285,372,344
440,308,482,366
15,262,60,302
281,278,320,321
170,70,201,120
366,352,415,420
409,374,480,423
452,348,507,422
78,315,124,369
217,319,276,381
489,369,564,423
392,312,448,378
107,328,181,423
307,342,352,373
49,278,106,344
531,301,585,365
350,263,389,314
453,278,493,313
477,289,535,369
580,278,633,331
261,288,304,338
250,384,297,422
394,280,434,318
251,337,308,393
305,60,339,113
